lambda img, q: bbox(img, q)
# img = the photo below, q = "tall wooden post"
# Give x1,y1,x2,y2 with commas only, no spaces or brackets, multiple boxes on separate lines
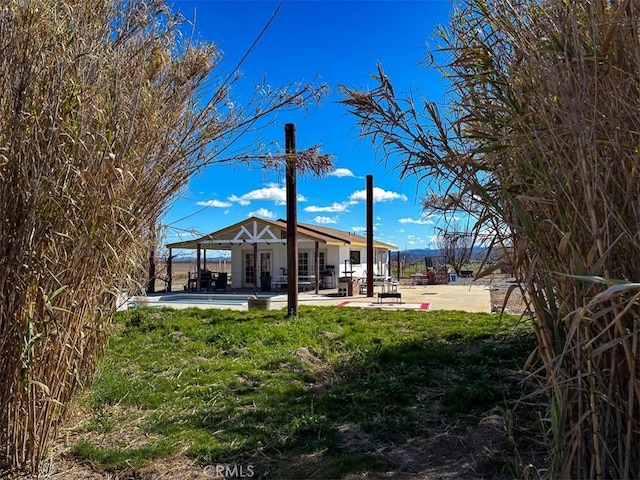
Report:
366,174,374,297
147,245,156,294
285,123,298,316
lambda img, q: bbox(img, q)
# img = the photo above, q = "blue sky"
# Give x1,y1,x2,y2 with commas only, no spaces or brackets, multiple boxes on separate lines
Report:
162,0,453,252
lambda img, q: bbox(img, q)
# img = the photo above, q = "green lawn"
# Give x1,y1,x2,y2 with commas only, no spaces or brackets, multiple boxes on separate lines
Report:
70,306,542,479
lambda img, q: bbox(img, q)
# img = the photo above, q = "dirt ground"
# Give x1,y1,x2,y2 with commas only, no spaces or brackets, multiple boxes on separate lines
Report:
482,275,531,317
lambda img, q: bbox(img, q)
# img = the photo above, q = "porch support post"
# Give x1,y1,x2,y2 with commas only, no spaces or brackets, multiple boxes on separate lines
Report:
196,243,201,292
253,242,258,295
167,249,172,292
314,241,320,294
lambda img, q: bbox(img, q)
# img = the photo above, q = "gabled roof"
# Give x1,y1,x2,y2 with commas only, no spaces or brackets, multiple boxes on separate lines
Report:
166,216,397,250
293,221,397,250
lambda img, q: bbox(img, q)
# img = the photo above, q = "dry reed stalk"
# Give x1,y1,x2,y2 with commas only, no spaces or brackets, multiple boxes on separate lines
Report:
341,0,640,477
0,0,329,474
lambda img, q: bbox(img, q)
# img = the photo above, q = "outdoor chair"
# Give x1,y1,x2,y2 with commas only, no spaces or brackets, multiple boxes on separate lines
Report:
214,272,227,291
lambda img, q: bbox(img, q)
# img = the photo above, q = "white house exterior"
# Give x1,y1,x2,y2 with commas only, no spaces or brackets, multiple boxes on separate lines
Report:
165,216,397,292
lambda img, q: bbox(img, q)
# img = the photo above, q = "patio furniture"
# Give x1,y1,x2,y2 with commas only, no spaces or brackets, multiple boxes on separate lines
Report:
214,272,227,290
360,277,394,294
271,275,313,292
187,271,213,291
273,275,287,290
378,292,402,303
200,271,213,290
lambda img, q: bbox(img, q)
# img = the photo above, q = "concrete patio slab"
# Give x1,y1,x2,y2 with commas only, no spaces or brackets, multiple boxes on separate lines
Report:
141,282,491,313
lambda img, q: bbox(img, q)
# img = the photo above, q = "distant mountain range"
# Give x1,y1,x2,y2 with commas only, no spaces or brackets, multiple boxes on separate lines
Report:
170,254,229,263
170,247,489,264
396,247,488,263
397,248,440,259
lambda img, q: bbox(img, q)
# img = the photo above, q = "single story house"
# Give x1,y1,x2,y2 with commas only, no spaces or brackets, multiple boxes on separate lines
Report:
165,216,398,292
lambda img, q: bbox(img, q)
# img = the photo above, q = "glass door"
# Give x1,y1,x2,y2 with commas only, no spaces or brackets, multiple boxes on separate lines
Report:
260,252,271,277
244,252,255,287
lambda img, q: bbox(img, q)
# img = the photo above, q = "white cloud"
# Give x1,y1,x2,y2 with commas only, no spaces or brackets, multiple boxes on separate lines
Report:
429,234,441,242
275,194,307,206
313,216,338,224
349,187,408,204
228,194,250,206
398,217,433,225
196,199,233,208
303,202,348,213
228,184,306,206
247,208,276,219
351,223,381,233
406,234,424,246
329,168,356,178
352,226,371,233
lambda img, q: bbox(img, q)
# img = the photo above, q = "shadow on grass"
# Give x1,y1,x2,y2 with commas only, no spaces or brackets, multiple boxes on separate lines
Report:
77,307,541,479
144,336,535,479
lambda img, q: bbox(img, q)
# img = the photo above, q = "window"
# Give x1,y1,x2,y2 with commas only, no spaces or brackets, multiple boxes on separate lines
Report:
349,250,361,265
298,251,309,277
319,251,326,272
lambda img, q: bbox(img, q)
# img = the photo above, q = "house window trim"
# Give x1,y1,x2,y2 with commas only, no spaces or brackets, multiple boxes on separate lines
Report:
298,251,310,277
298,249,326,276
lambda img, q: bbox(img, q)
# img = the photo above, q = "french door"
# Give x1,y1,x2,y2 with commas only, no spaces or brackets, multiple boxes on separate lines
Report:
243,251,271,287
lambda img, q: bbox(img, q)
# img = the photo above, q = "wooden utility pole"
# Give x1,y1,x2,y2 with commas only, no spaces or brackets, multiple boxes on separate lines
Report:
285,123,298,316
366,174,374,297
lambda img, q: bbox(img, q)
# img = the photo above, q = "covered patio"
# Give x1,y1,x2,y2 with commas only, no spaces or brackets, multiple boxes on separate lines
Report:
165,216,397,295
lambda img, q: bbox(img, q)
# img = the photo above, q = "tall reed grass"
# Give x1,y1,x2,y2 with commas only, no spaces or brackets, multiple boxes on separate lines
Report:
342,0,640,477
0,0,328,473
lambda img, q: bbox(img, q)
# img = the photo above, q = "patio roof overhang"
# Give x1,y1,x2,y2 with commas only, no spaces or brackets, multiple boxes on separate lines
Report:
166,216,398,251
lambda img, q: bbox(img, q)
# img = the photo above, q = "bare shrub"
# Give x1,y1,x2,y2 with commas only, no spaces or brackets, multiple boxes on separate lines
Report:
435,222,477,275
0,0,328,473
341,0,640,477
